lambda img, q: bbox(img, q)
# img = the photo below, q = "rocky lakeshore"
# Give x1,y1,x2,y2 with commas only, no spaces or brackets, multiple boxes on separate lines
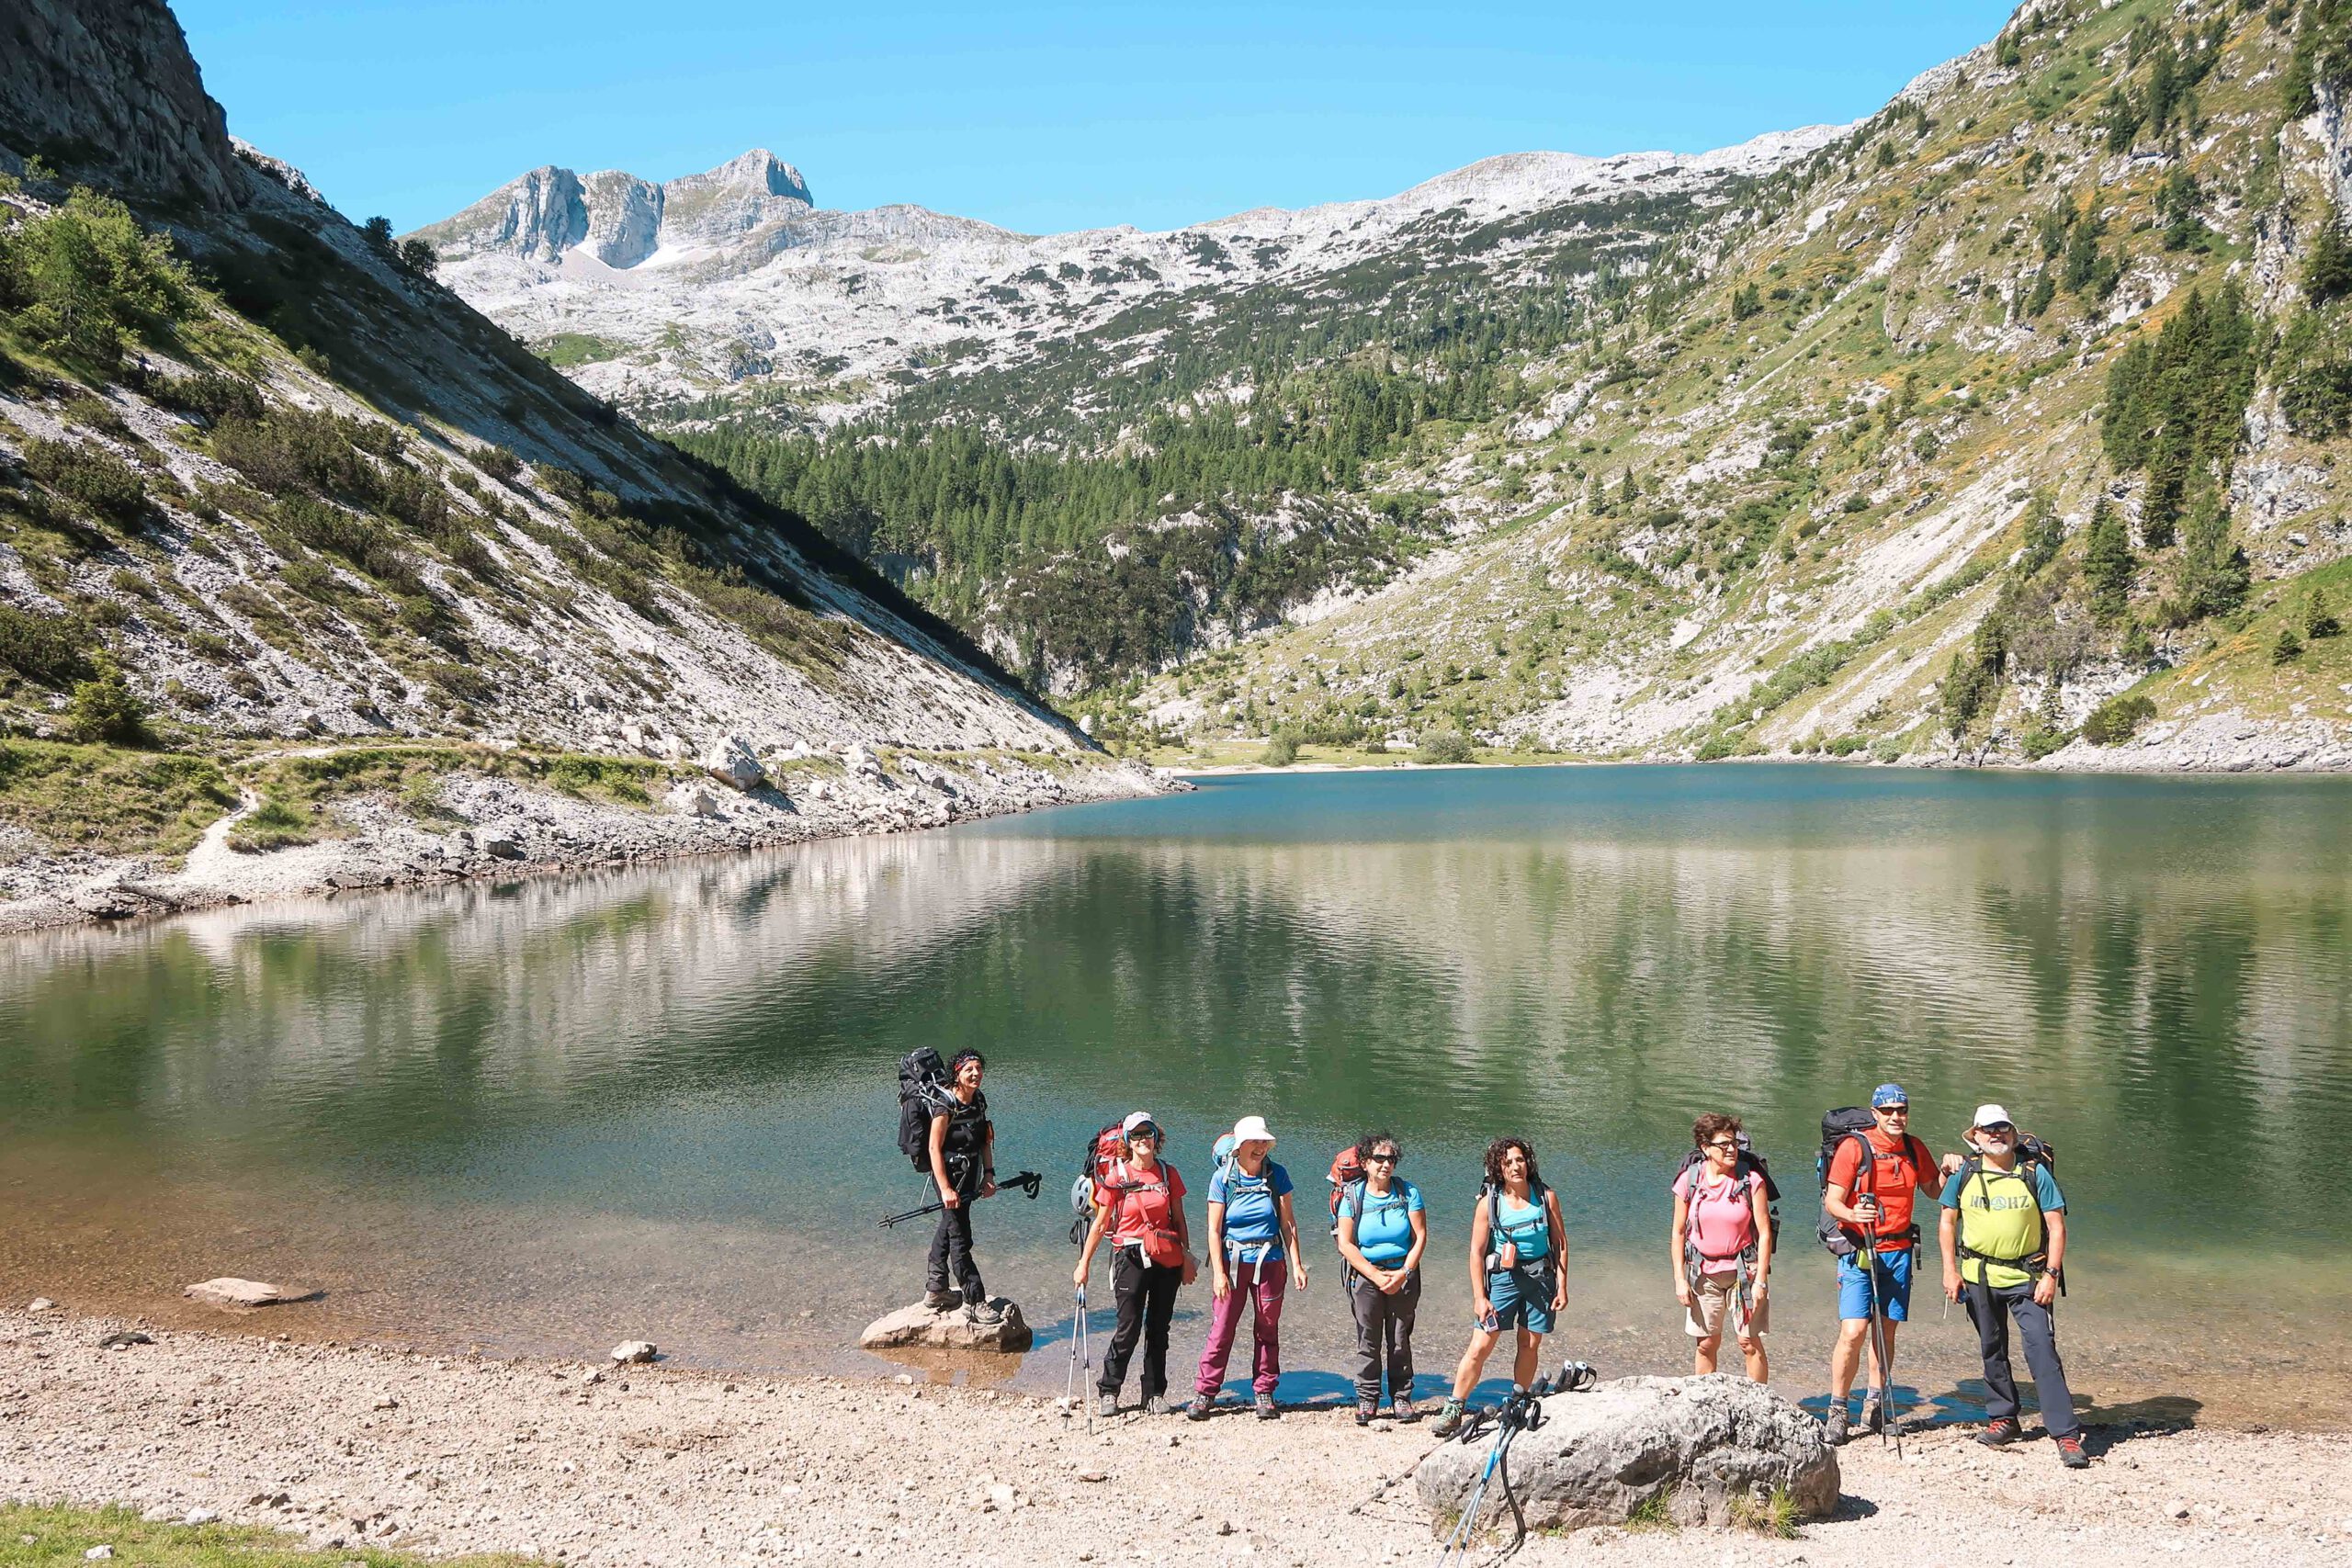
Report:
0,746,1173,934
2,1308,2348,1567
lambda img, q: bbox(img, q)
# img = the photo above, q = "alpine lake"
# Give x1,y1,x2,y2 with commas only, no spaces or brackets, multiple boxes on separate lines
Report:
4,764,2347,1429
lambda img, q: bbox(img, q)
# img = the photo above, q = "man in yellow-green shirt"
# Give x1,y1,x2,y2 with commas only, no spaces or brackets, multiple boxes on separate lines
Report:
1939,1103,2087,1470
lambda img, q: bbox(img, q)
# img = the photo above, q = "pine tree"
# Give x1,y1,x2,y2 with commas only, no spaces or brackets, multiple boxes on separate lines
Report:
2018,493,2064,575
2273,626,2304,664
2306,220,2352,306
2176,491,2250,620
2083,499,2135,625
2306,586,2342,639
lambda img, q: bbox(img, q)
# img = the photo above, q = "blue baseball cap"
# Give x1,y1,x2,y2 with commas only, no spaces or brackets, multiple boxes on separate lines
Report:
1871,1083,1910,1108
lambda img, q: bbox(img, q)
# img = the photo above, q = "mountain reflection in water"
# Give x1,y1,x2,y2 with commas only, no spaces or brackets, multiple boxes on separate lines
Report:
2,766,2346,1424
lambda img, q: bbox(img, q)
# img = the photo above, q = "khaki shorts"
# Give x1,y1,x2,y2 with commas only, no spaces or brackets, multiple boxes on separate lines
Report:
1684,1268,1767,1341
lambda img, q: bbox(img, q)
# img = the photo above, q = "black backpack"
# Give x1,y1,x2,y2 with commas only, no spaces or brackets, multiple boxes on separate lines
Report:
1952,1133,2062,1282
1668,1133,1783,1208
1813,1107,1878,1258
895,1048,957,1171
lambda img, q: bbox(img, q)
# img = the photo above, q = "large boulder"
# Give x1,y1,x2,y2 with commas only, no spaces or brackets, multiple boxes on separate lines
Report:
1416,1375,1838,1536
701,735,765,791
859,1297,1032,1353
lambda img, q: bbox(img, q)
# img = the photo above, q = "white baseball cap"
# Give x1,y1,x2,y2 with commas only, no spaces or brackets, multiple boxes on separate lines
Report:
1970,1104,2014,1131
1230,1115,1276,1147
1122,1111,1159,1138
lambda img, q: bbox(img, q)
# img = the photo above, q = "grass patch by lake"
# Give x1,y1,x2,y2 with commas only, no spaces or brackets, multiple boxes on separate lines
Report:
228,744,676,853
0,740,237,857
0,1504,537,1568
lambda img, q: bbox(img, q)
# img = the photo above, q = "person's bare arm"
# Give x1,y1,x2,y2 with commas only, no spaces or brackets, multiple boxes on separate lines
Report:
1401,1205,1428,1280
1939,1204,1962,1302
1749,1180,1773,1291
1468,1201,1493,1317
1669,1188,1692,1303
2035,1209,2066,1306
1205,1200,1229,1297
1548,1189,1568,1312
1074,1201,1111,1287
1278,1191,1308,1290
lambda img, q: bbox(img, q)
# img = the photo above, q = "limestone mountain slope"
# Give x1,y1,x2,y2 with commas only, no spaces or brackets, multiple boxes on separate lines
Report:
0,0,1157,929
1122,0,2352,772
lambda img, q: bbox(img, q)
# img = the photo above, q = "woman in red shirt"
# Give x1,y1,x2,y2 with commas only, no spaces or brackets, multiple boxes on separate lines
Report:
1073,1112,1197,1417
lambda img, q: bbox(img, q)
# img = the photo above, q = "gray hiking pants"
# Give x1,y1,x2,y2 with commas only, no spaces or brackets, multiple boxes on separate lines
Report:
1964,1280,2078,1438
1346,1265,1419,1404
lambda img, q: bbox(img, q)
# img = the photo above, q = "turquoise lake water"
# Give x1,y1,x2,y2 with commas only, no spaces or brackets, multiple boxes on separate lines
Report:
3,764,2346,1424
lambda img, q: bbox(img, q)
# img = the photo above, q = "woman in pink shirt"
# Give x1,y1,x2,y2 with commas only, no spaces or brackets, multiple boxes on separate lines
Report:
1668,1112,1774,1382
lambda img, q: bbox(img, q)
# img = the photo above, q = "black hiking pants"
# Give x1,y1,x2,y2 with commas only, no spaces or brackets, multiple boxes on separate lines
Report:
1098,1247,1182,1399
926,1171,984,1303
1346,1265,1420,1404
1964,1280,2078,1438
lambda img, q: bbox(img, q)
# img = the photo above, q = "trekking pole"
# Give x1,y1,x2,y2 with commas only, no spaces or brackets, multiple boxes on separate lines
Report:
1431,1363,1578,1567
877,1169,1042,1227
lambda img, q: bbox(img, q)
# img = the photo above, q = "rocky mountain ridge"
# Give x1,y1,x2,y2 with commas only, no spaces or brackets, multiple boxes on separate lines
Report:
413,128,1843,426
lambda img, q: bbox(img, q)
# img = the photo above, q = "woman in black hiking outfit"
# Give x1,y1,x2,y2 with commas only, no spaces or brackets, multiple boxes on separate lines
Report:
926,1050,1001,1325
1073,1111,1196,1416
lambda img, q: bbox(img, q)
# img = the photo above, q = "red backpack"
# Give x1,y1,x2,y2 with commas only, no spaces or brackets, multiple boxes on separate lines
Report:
1069,1121,1133,1245
1325,1145,1366,1234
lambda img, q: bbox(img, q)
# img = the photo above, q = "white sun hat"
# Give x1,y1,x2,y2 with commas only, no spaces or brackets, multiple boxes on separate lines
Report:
1230,1114,1276,1147
1970,1103,2014,1132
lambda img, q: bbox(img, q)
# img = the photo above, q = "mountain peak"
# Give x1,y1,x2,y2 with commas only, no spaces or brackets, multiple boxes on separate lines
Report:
671,148,813,207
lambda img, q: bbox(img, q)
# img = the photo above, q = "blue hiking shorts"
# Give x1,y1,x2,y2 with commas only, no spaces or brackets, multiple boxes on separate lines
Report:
1487,1263,1555,1335
1837,1249,1913,1321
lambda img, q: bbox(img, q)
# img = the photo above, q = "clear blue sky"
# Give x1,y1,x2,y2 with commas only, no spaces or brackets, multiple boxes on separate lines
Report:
175,1,2017,236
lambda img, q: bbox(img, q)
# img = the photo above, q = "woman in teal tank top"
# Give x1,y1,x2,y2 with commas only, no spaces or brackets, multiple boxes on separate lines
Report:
1430,1136,1568,1438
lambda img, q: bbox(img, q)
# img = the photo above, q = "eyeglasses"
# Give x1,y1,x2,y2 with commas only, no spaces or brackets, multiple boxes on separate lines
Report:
1367,1152,1399,1164
1704,1140,1738,1151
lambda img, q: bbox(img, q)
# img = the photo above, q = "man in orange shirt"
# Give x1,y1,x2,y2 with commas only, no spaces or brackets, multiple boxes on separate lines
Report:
1819,1083,1939,1444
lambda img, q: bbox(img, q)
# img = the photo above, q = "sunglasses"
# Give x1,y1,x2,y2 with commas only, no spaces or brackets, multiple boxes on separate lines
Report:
1978,1122,2015,1134
1875,1105,1909,1115
1367,1152,1399,1164
1129,1126,1160,1140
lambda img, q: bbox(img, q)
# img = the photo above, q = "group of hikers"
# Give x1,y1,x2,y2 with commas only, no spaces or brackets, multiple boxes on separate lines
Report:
902,1053,2086,1468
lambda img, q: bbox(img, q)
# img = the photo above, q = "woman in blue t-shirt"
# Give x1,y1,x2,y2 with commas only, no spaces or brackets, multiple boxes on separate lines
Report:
1189,1114,1307,1420
1430,1135,1567,1438
1334,1130,1428,1425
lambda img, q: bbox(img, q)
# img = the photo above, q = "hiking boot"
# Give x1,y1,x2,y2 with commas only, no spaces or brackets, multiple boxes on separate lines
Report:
1393,1396,1419,1423
1977,1417,2022,1449
964,1298,1004,1326
1185,1393,1214,1421
2054,1432,2090,1470
1822,1403,1849,1445
1430,1398,1465,1438
1860,1394,1885,1435
922,1289,959,1311
1254,1392,1279,1420
1355,1397,1377,1427
1143,1395,1173,1416
1097,1391,1120,1419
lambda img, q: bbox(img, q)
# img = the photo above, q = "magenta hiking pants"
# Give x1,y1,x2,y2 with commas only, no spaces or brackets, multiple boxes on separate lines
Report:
1194,1256,1287,1396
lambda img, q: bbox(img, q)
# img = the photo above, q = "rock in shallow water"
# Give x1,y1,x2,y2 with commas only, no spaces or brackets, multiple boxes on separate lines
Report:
184,1278,304,1309
859,1297,1032,1352
609,1340,660,1364
1415,1374,1838,1537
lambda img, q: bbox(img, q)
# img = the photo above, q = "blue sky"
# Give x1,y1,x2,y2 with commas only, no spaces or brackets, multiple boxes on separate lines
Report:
175,1,2018,236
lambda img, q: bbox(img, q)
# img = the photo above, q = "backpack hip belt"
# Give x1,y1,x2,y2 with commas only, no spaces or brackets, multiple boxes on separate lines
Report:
1957,1242,2063,1293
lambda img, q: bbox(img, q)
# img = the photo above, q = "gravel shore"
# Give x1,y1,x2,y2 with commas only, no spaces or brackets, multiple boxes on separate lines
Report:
3,1308,2347,1567
0,749,1172,934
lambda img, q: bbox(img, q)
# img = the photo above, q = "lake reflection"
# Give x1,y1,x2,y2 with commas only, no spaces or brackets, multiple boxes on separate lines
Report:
3,765,2347,1425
